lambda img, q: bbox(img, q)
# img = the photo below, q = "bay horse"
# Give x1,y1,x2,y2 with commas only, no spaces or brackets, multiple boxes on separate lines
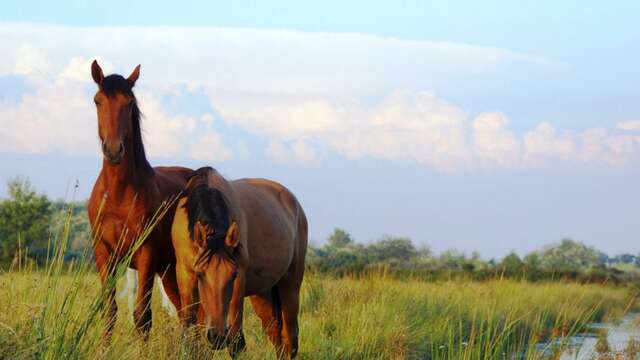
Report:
87,60,192,339
171,167,308,359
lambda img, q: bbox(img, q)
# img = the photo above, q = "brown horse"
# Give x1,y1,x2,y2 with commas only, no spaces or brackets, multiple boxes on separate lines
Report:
87,60,192,339
171,167,308,359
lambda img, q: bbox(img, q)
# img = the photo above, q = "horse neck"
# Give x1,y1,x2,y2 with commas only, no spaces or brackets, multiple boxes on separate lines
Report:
101,142,153,202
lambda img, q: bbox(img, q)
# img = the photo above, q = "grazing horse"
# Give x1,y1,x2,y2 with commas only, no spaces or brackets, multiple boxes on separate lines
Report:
87,60,192,339
171,167,308,359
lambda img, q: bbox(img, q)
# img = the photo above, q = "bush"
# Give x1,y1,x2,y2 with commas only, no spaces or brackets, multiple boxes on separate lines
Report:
0,178,52,265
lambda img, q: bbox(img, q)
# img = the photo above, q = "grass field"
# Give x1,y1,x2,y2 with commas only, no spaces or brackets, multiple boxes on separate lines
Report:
0,263,635,360
0,208,636,359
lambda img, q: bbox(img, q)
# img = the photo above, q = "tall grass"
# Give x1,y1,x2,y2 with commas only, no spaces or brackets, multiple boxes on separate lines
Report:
0,207,635,359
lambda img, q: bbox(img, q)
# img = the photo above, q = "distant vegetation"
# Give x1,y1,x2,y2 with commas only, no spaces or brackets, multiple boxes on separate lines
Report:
0,178,89,266
1,177,640,285
308,228,640,283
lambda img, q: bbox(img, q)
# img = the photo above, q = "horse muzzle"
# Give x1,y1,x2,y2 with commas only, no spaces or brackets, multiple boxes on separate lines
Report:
102,140,125,164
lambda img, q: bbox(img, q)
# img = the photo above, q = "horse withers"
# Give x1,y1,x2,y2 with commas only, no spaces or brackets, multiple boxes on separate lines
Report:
88,61,192,339
171,167,308,359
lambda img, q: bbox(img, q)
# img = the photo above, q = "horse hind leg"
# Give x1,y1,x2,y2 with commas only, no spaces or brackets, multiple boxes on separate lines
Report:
158,264,181,316
276,272,303,359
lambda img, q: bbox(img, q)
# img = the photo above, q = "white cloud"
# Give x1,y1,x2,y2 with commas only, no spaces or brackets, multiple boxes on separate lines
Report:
578,128,637,165
523,122,576,164
12,43,52,76
225,90,640,170
0,56,233,162
188,132,233,162
58,57,112,83
136,92,197,157
472,112,521,167
332,91,470,171
0,22,636,171
266,139,320,166
0,68,95,154
0,22,549,99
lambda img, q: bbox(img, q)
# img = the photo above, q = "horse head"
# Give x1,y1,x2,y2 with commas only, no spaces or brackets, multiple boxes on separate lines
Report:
184,168,243,349
91,60,140,165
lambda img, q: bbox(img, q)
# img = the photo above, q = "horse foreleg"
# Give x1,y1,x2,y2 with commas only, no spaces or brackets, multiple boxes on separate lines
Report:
227,276,246,358
250,291,283,356
133,245,155,339
95,242,118,342
226,300,246,358
176,263,198,327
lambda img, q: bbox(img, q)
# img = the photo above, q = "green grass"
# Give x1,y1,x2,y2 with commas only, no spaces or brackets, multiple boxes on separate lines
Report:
0,205,635,359
0,266,635,359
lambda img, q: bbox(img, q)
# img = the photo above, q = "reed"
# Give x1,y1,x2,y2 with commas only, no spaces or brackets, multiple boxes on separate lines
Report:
0,208,634,359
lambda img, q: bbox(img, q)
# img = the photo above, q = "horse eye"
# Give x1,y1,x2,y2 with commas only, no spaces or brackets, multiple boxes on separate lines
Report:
94,99,100,106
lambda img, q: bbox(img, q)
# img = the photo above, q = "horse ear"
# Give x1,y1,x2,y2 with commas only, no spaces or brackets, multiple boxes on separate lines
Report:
225,222,240,248
127,65,141,87
91,60,104,85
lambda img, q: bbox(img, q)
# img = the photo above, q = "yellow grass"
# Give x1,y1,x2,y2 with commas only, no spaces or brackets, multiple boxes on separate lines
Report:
0,267,634,359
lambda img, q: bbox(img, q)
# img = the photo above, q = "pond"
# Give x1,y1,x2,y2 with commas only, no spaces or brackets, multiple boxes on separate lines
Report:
537,313,640,359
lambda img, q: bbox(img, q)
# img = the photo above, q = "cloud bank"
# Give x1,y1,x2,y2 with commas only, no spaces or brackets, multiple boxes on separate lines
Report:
0,22,637,171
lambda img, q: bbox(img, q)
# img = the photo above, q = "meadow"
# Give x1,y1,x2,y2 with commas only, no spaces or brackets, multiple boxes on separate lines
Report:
0,187,638,359
0,263,635,359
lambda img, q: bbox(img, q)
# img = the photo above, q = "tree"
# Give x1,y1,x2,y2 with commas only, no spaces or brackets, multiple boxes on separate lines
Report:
437,249,469,270
523,251,542,270
366,235,417,265
613,253,636,265
49,200,91,260
499,252,524,274
327,228,354,249
538,239,602,271
0,178,52,264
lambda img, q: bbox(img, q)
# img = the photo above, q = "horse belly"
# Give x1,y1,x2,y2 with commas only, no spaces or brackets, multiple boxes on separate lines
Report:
243,228,296,295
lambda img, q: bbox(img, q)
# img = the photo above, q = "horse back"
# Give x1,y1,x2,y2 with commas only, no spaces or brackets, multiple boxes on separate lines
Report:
153,166,192,196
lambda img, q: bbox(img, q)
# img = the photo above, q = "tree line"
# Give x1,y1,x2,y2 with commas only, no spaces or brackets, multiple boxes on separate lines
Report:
307,228,640,283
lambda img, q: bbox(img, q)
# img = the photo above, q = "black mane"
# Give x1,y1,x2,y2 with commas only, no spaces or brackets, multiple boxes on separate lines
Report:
184,168,231,251
101,74,153,186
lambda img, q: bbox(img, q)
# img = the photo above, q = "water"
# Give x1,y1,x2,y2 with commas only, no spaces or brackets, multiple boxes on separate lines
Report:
537,313,640,359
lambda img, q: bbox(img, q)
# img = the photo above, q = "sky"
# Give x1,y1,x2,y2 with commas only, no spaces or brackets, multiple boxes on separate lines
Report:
1,1,640,258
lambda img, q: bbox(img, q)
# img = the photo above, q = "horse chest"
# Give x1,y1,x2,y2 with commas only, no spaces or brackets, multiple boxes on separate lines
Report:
99,207,148,257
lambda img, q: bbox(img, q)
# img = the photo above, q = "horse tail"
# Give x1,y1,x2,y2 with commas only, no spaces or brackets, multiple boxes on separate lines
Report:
270,285,283,335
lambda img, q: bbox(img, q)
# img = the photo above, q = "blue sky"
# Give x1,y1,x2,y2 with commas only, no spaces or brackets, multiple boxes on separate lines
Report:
1,1,640,258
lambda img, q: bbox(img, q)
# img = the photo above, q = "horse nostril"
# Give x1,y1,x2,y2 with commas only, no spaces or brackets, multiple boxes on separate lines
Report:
101,141,124,163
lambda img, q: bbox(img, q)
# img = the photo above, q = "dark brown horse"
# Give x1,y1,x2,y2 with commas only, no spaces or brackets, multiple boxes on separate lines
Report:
171,167,308,359
87,60,192,338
